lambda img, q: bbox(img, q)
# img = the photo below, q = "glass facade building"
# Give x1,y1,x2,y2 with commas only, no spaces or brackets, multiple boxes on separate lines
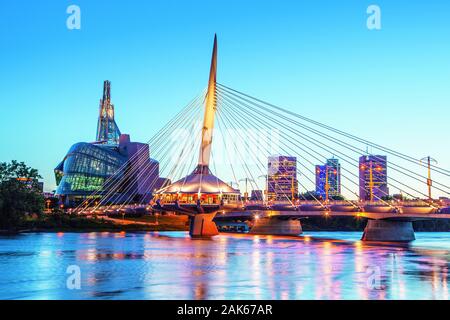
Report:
54,80,164,206
359,155,389,202
267,155,298,201
315,158,341,200
55,142,126,197
55,137,163,206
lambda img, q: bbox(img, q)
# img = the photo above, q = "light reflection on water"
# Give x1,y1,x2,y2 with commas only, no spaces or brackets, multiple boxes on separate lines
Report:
0,231,448,300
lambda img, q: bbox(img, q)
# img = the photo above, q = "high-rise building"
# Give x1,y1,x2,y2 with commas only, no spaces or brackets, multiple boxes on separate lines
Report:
315,158,341,200
359,155,389,202
267,155,298,201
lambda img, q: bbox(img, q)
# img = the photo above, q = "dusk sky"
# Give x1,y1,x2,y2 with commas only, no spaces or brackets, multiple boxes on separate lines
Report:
0,0,449,194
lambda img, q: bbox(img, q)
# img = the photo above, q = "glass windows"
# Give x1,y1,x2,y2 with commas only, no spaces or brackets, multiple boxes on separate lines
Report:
56,143,126,196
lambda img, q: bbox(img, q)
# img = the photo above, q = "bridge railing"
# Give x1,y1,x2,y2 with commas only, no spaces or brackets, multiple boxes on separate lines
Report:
243,200,358,206
361,200,438,207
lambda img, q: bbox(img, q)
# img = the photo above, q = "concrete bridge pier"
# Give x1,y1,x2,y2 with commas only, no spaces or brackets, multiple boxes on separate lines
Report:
362,220,415,242
189,213,219,238
249,217,302,236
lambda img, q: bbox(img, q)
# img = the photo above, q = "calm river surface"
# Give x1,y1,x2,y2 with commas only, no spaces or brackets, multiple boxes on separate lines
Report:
0,231,448,300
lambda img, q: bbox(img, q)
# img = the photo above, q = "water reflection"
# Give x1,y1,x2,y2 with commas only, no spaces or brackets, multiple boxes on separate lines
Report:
0,232,448,299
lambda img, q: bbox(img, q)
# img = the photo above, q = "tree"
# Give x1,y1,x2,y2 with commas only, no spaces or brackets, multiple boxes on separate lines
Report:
299,191,322,201
0,161,44,231
330,194,346,201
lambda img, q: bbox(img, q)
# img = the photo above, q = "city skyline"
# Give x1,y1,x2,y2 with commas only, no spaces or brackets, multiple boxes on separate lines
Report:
1,1,450,303
47,78,448,202
0,1,449,196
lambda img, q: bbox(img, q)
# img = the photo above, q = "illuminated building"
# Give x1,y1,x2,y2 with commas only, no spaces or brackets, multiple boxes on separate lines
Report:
267,155,298,201
315,158,341,200
54,81,165,206
155,165,240,205
15,177,43,192
359,155,389,202
96,80,121,144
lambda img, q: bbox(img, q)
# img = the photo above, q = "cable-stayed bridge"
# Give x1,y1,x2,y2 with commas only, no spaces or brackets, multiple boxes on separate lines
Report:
73,35,450,242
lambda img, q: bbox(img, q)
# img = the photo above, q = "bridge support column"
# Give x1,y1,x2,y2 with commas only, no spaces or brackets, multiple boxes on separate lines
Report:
362,220,415,242
189,213,219,238
249,217,302,236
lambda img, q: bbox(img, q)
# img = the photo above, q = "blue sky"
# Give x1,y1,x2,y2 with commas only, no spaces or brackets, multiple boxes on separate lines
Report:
0,0,449,193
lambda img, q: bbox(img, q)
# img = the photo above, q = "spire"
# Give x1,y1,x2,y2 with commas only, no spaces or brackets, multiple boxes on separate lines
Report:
197,34,218,170
96,80,121,144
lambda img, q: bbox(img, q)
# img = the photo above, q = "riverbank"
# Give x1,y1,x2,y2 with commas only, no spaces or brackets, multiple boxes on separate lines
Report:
15,214,190,233
5,214,450,234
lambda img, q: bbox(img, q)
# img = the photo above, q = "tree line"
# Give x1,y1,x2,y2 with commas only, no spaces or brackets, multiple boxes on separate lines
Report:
0,161,44,231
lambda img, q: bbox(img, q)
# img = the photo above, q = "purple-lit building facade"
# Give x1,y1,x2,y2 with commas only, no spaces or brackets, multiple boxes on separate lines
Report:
315,158,341,199
267,155,298,201
359,155,389,202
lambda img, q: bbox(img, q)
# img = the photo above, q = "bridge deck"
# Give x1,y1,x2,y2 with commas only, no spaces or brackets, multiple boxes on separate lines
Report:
216,210,450,221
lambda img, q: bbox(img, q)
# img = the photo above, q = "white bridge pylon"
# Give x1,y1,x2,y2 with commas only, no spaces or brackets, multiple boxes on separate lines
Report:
153,35,241,238
198,34,217,169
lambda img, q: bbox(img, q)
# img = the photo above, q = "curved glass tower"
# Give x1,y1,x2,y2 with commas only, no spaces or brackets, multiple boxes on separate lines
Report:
55,142,126,196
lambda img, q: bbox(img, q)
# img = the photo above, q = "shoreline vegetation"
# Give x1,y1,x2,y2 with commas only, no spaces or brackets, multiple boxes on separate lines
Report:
1,214,449,235
0,214,190,235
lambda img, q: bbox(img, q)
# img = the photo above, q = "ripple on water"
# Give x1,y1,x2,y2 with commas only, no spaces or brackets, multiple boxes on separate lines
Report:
0,231,448,299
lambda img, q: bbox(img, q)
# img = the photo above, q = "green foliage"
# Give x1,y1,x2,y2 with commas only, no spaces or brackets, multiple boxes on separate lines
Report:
0,161,44,230
298,192,345,201
330,194,346,201
299,191,322,201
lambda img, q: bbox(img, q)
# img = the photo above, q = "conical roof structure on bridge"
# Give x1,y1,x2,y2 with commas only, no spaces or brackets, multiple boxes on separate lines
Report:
156,166,239,195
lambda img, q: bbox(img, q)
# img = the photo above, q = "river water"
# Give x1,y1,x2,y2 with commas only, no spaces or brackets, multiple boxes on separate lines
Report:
0,231,448,300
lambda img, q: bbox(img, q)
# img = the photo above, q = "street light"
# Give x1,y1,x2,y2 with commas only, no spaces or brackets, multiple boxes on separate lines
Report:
368,160,374,202
420,156,438,202
324,166,338,203
239,178,255,201
228,181,239,189
45,199,51,212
